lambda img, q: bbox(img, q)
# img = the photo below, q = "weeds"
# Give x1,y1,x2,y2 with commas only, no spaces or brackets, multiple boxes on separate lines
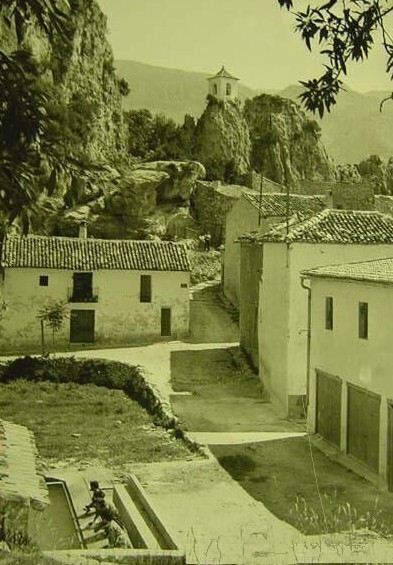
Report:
290,492,392,537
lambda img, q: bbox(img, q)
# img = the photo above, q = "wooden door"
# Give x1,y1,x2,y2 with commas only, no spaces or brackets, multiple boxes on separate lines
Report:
347,385,380,472
387,403,393,491
70,310,95,343
161,307,171,337
316,371,342,447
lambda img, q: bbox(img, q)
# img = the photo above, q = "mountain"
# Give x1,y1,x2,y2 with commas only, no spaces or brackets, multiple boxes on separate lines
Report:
116,60,393,164
115,60,256,123
263,85,393,165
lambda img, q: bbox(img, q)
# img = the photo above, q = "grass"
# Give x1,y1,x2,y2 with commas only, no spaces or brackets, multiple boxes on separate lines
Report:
211,437,393,536
0,380,192,467
189,250,221,284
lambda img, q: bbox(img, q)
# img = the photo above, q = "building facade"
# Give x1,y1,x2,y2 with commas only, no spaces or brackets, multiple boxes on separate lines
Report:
303,258,393,490
0,234,190,353
207,66,239,102
239,209,393,418
224,191,327,309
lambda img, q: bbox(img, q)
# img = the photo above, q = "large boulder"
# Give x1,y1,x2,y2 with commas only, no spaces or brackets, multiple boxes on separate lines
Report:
136,160,206,203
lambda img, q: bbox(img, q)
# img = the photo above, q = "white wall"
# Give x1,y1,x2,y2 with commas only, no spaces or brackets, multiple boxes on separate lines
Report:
0,267,189,353
223,198,259,307
259,242,393,413
308,277,393,480
208,78,238,101
258,243,290,411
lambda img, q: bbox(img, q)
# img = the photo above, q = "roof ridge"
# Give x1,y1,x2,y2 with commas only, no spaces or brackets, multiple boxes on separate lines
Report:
3,234,187,246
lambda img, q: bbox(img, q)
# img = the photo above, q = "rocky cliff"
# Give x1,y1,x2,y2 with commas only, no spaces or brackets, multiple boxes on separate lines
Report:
194,97,251,182
244,94,336,189
1,0,127,163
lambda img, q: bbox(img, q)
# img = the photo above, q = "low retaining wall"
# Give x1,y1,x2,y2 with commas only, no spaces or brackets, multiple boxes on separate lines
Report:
44,548,186,565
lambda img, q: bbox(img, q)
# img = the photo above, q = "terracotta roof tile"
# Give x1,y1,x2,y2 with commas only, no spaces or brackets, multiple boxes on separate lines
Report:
1,236,191,271
243,192,327,218
302,257,393,284
240,209,393,244
207,65,239,81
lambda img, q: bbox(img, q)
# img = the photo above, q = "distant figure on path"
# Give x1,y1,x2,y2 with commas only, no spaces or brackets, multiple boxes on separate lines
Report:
204,233,212,251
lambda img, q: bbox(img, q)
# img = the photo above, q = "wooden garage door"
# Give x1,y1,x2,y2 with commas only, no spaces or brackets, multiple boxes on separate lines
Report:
316,371,342,447
387,403,393,492
347,384,380,472
70,310,95,343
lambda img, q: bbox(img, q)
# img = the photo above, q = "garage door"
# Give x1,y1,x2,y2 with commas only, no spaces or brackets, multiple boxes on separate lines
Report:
347,384,380,472
316,371,342,447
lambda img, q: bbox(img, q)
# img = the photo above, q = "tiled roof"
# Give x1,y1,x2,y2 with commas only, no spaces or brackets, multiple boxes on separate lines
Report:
207,65,239,81
0,420,49,508
240,209,393,244
1,235,191,271
302,257,393,285
243,192,327,218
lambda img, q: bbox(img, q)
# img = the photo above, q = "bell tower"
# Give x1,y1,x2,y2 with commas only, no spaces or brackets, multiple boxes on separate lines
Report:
207,65,239,102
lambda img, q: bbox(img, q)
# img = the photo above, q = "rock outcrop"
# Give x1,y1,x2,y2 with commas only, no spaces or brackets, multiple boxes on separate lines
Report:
194,98,251,181
244,94,336,189
55,160,206,239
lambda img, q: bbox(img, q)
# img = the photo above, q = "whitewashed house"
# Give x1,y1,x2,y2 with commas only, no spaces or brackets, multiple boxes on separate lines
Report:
303,257,393,490
239,209,393,418
0,228,190,353
223,191,327,308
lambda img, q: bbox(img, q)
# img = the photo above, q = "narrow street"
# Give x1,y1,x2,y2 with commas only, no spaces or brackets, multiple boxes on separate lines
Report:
171,281,303,438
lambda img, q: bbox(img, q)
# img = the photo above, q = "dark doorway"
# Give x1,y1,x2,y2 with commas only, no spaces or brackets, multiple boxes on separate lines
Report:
387,403,393,491
72,273,93,302
347,384,380,472
161,307,171,337
70,310,95,343
316,371,342,448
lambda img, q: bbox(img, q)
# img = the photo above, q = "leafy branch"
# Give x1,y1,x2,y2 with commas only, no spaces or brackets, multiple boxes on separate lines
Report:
277,1,393,116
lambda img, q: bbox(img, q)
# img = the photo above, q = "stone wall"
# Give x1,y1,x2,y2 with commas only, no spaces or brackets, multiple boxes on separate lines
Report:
299,181,374,210
374,195,393,216
192,181,243,246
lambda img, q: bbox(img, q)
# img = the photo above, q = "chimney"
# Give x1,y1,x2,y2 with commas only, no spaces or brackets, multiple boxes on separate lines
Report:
325,190,334,209
78,220,88,239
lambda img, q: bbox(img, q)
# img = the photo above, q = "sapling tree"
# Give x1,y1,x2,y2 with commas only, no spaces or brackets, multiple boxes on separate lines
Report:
37,299,68,355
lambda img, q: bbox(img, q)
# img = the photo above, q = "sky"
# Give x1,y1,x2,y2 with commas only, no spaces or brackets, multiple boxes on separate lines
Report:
96,0,393,92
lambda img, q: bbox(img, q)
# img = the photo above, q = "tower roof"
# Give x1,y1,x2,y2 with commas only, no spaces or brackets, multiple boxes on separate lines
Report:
207,65,239,81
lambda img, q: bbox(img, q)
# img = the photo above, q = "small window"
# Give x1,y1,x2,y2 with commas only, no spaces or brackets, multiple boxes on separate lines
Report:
358,302,368,339
180,283,188,288
226,83,231,96
325,296,333,330
39,275,49,287
140,275,152,303
213,83,218,95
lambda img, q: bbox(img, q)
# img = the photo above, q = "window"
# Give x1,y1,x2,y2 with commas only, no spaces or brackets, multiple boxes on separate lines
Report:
140,275,152,303
213,83,218,95
358,302,368,339
180,283,188,288
226,83,231,96
39,275,49,287
325,296,333,330
72,272,93,301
